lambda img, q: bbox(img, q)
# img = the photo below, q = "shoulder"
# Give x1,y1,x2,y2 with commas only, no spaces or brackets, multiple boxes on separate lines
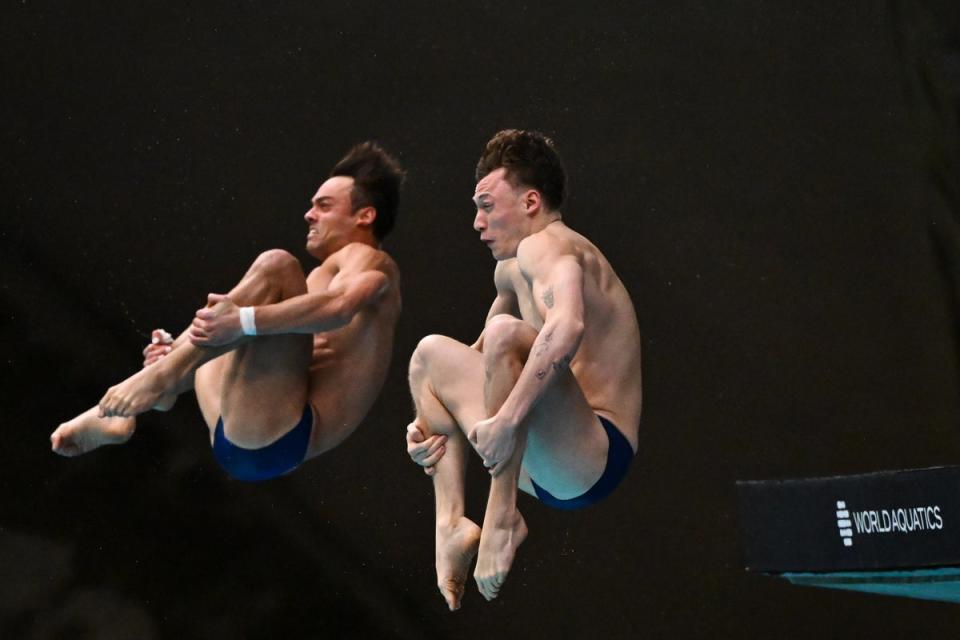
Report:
333,243,398,277
517,225,581,277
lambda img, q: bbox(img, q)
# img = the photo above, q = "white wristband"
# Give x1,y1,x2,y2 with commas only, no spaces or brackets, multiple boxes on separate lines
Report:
239,306,257,336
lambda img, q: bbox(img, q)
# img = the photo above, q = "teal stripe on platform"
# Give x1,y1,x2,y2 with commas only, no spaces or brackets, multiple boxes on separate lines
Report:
782,568,960,604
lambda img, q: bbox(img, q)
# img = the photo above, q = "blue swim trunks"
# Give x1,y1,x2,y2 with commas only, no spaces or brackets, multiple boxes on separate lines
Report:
212,404,313,482
530,415,634,510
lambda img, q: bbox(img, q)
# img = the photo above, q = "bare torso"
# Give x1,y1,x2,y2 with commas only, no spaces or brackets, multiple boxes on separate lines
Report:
304,243,402,456
496,222,642,449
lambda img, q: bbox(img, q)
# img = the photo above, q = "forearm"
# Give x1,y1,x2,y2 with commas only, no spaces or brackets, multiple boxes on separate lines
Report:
250,291,350,336
497,317,584,425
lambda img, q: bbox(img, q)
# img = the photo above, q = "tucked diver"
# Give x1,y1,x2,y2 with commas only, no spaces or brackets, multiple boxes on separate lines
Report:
52,142,404,481
406,130,642,610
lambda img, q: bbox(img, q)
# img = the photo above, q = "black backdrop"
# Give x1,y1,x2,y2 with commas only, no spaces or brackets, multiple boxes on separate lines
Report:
3,2,960,638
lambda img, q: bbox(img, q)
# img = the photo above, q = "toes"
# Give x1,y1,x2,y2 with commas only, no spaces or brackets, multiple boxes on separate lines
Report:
474,575,490,601
473,572,505,601
489,573,503,599
438,581,463,611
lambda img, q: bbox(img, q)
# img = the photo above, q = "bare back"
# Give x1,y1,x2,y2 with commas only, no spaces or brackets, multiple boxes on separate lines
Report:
496,222,642,449
305,243,402,455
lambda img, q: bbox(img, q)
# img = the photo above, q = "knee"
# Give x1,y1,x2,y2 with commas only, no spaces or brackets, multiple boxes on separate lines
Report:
251,249,302,279
483,315,534,359
409,334,447,378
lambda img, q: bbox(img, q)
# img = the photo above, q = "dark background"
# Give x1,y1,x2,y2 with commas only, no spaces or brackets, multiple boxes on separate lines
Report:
3,1,960,638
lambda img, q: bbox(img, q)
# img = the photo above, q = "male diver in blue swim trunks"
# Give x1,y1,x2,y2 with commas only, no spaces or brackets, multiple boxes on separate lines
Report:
51,143,403,481
406,130,643,610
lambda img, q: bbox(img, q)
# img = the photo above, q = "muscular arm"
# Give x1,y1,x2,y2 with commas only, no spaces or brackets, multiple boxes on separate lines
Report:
189,268,390,347
254,269,389,335
495,245,585,428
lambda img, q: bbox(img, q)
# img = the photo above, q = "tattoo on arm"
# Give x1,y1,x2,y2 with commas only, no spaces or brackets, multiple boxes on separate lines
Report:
535,354,570,382
542,286,554,309
533,330,553,357
551,354,572,373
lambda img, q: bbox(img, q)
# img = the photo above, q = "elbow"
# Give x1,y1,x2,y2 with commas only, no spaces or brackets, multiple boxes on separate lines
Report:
307,298,354,333
571,318,585,338
566,318,585,345
563,320,585,360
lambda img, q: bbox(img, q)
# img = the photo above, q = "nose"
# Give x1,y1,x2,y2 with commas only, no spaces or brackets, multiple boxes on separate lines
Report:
473,209,486,232
304,207,316,223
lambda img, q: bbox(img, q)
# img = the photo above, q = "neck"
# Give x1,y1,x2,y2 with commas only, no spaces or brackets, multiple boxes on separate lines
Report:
530,212,562,234
313,233,380,261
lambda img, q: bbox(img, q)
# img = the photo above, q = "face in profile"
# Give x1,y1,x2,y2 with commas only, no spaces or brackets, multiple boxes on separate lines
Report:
304,176,359,259
472,168,532,261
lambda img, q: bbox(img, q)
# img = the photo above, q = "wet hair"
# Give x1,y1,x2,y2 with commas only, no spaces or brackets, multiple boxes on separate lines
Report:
330,141,405,239
475,129,566,210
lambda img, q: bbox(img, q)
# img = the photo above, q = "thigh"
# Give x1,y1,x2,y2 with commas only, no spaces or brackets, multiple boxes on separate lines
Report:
420,336,489,435
424,335,607,499
518,370,610,501
217,333,314,448
194,358,225,440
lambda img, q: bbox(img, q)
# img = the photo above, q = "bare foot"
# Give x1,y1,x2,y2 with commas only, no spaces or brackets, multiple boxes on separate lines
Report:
98,365,172,418
474,510,527,601
436,517,482,611
51,406,136,457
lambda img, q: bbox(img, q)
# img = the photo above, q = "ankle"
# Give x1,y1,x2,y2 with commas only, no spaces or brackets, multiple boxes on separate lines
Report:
436,514,466,533
485,507,522,530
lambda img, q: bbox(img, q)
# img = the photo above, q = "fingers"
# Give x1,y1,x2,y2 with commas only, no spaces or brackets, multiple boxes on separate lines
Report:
151,329,173,345
421,434,446,458
206,292,227,307
143,344,171,366
420,443,447,467
406,421,425,444
407,421,444,475
408,434,447,466
189,317,210,345
143,329,174,366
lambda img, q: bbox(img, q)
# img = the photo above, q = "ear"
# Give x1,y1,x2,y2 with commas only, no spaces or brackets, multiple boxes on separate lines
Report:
522,189,542,216
353,205,377,230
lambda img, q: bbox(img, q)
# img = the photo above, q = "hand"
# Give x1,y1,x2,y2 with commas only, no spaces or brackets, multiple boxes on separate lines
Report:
189,294,243,347
406,421,447,476
468,414,519,476
142,329,174,367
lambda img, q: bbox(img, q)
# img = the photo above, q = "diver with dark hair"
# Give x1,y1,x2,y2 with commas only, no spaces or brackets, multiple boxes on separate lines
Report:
53,142,405,482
